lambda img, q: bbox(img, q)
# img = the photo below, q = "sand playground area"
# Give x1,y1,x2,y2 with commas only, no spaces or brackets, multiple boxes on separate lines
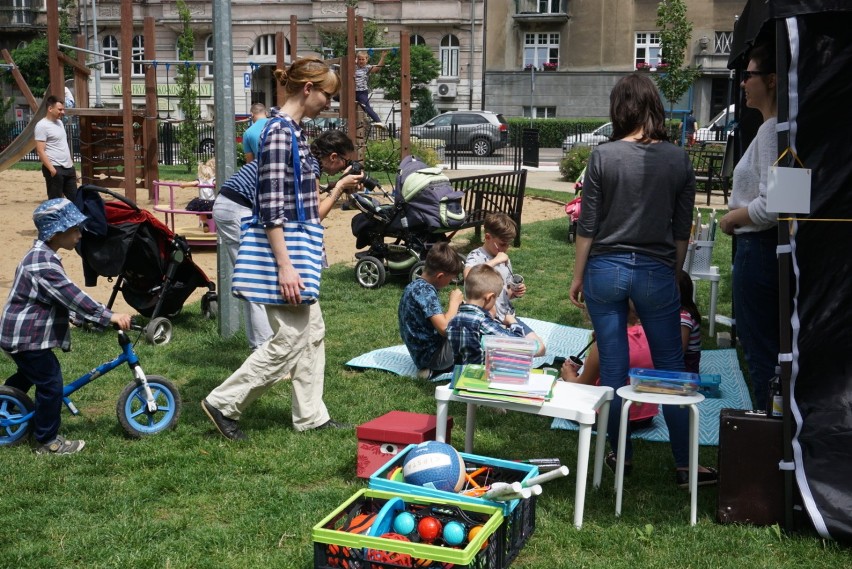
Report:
0,168,566,314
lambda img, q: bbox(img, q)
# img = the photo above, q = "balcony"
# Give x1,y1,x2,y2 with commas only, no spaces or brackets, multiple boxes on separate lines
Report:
514,0,570,25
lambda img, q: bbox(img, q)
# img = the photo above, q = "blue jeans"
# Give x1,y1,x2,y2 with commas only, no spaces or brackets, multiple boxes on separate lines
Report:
5,349,64,443
583,253,690,467
732,230,779,409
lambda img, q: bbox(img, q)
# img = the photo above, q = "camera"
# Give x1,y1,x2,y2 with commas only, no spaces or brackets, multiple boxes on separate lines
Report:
347,160,380,191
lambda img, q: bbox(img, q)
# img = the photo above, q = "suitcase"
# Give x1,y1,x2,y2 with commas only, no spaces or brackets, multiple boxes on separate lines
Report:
717,409,786,525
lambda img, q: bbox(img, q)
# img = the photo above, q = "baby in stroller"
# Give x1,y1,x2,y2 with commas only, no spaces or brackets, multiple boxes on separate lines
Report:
350,156,466,289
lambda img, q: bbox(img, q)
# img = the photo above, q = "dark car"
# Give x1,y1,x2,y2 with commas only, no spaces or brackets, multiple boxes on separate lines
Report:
411,111,508,157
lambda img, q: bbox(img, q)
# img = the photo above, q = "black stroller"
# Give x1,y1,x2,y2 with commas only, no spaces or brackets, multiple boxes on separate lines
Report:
75,185,217,345
350,156,466,288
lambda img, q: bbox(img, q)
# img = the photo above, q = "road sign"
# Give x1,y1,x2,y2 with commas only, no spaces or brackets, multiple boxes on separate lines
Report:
243,73,251,89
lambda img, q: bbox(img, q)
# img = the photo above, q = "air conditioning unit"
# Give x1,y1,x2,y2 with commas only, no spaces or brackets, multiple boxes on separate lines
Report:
437,81,458,98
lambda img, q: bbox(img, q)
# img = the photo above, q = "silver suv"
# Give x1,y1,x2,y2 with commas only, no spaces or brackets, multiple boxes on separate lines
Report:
411,111,509,157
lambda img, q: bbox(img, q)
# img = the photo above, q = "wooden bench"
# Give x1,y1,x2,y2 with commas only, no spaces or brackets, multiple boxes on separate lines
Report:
687,146,729,206
448,169,528,247
152,180,217,248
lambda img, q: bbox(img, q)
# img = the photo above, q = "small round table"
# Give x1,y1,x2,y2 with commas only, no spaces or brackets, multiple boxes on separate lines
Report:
614,384,705,525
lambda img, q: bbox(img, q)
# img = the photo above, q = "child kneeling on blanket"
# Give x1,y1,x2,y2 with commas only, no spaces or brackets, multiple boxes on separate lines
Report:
447,264,545,365
398,243,463,380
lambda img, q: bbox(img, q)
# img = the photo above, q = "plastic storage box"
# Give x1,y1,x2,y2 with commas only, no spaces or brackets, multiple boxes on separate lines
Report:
629,368,700,396
356,411,453,479
698,373,722,398
313,488,503,569
370,444,539,567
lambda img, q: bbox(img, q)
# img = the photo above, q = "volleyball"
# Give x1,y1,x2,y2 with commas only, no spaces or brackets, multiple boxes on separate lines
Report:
402,441,466,492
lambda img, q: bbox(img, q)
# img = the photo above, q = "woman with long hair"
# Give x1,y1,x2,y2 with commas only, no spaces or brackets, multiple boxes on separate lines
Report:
202,58,362,439
719,43,779,410
569,73,716,487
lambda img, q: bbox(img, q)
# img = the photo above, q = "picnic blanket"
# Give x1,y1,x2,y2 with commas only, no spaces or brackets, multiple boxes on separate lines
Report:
344,318,592,381
551,348,752,446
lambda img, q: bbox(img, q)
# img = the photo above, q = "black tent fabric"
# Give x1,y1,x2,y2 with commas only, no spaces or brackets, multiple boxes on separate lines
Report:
732,1,852,542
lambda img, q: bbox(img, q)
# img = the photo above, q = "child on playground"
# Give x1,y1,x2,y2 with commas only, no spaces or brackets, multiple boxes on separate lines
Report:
181,158,216,211
354,50,387,127
446,264,543,365
560,302,658,436
398,242,463,379
0,199,131,455
464,213,544,347
679,270,702,374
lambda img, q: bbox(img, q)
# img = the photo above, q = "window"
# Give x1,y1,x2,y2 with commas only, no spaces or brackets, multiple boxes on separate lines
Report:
635,32,661,68
102,35,119,76
250,34,289,63
205,35,214,77
454,113,488,126
714,31,733,55
132,35,144,76
538,0,562,13
440,35,460,77
523,33,560,69
410,35,427,46
523,106,557,119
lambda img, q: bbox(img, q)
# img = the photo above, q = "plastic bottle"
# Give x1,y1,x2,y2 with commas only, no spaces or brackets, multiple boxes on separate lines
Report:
766,366,783,418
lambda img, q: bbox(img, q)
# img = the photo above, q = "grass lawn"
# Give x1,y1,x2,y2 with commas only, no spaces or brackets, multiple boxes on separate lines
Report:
0,208,845,568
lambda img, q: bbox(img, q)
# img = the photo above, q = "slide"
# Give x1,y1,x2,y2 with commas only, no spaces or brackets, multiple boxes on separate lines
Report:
0,94,48,174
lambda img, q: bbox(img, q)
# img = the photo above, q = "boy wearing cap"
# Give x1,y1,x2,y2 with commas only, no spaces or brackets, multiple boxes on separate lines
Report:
1,198,131,455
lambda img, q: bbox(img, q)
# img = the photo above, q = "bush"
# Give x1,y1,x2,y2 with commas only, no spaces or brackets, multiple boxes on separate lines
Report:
506,117,608,147
559,146,592,182
363,138,439,173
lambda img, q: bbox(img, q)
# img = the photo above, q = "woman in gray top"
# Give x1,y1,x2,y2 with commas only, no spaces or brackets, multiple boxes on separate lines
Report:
569,73,716,487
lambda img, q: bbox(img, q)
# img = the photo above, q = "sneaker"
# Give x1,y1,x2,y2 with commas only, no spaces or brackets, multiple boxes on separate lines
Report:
372,122,386,129
312,419,351,431
35,436,85,455
675,467,718,488
201,399,248,441
605,451,632,476
416,368,433,380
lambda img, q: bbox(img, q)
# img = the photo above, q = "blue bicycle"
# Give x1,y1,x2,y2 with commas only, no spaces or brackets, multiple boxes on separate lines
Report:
0,325,181,446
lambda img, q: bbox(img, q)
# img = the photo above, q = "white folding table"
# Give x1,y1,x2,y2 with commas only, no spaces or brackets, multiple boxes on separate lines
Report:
434,381,614,529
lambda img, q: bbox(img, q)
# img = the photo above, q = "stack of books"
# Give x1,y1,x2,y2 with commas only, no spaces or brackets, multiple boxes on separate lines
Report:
450,364,558,406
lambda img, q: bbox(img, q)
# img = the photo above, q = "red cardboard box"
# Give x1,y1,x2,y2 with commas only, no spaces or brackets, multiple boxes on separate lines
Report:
356,411,452,479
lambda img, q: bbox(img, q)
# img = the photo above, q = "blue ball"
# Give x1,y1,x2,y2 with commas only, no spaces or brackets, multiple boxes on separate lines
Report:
392,511,416,536
443,521,466,546
402,441,466,492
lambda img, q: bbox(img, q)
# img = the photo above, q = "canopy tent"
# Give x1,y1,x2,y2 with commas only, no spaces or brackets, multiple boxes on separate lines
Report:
729,0,852,542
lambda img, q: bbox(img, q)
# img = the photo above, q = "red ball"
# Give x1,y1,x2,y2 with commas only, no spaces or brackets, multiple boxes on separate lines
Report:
417,516,443,543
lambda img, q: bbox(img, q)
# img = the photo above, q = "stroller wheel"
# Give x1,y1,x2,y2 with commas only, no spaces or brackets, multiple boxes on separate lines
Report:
355,256,386,289
145,317,174,346
201,292,218,320
409,261,426,283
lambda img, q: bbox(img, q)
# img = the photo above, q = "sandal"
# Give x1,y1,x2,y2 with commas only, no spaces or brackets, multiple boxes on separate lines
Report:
675,467,718,488
606,451,632,476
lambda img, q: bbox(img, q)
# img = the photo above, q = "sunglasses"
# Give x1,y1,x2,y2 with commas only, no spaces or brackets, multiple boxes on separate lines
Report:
742,70,768,80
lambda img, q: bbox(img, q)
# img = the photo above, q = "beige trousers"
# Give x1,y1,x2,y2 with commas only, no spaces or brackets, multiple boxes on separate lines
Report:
206,302,329,431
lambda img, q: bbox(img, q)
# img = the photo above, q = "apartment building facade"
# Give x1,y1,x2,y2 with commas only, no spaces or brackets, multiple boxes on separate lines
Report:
486,0,745,125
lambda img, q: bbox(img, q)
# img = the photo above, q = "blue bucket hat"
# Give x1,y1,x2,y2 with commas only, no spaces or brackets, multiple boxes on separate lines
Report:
33,198,88,242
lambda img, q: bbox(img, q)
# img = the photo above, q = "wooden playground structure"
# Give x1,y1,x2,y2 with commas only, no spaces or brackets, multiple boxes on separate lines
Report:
3,1,412,205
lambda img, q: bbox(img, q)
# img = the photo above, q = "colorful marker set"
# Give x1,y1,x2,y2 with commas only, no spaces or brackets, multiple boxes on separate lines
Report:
690,209,718,242
481,336,537,385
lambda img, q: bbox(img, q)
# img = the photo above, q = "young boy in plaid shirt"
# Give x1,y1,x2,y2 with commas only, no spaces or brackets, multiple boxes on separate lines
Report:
446,264,544,365
1,199,131,455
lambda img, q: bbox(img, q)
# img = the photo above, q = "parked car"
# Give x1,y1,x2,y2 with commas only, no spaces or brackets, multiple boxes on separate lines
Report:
695,104,736,143
562,122,613,152
411,110,508,157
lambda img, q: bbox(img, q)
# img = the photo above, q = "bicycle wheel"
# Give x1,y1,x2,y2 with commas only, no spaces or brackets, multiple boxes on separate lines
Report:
0,386,34,446
116,376,182,437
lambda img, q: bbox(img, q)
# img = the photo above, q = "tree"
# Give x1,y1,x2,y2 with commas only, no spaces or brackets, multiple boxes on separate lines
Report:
653,0,701,120
3,0,75,95
313,22,385,58
411,90,438,125
372,45,441,102
175,0,200,172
